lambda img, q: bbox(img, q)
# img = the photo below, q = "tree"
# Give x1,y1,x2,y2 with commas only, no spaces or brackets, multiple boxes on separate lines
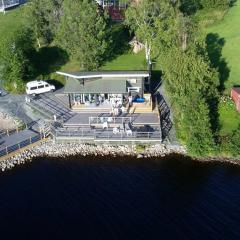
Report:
25,0,63,47
0,27,35,92
56,0,109,70
159,45,218,155
200,0,230,9
125,0,175,65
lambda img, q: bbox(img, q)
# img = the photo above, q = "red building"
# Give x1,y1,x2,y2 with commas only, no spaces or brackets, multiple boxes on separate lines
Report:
231,87,240,112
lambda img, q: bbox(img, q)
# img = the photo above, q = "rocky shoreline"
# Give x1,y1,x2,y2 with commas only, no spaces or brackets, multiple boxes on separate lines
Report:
0,141,187,172
1,141,239,172
194,156,240,166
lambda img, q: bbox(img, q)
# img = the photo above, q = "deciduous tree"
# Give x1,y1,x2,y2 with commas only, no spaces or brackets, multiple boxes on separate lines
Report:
0,28,34,92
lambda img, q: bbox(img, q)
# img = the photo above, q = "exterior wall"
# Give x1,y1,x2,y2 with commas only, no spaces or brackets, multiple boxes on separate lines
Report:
231,88,240,112
126,77,144,97
0,0,20,11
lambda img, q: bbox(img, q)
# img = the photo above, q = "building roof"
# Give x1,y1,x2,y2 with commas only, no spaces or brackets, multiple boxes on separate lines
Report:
64,77,127,94
57,71,149,79
232,87,240,95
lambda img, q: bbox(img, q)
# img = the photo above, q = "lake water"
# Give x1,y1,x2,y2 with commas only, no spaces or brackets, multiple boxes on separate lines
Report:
0,155,240,240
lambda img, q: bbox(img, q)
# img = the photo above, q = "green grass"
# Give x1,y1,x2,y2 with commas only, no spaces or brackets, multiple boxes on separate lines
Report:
205,1,240,135
219,100,240,135
0,7,26,35
59,50,146,72
101,51,146,70
206,1,240,91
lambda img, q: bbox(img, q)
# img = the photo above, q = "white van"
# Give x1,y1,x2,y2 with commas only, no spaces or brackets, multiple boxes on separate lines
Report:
26,81,55,95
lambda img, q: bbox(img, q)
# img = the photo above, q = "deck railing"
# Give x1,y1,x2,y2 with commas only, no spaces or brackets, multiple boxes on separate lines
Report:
0,121,37,138
89,116,132,125
54,128,161,142
0,134,43,158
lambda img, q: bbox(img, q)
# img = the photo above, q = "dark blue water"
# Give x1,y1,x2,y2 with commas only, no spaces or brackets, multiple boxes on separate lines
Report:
0,155,240,240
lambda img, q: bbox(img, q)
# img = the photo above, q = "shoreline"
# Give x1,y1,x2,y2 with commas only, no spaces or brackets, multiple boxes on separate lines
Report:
0,140,239,172
0,140,186,171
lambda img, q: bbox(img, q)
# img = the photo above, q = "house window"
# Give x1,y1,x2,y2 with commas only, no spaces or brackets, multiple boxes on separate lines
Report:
128,79,137,84
128,87,140,93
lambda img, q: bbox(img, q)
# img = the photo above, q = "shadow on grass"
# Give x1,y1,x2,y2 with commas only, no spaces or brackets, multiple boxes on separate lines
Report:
206,33,230,92
205,33,231,140
29,46,69,80
229,0,237,7
104,23,131,63
46,79,64,90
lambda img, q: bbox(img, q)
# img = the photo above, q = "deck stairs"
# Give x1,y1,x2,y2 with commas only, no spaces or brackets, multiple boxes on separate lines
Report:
27,94,74,122
37,120,52,137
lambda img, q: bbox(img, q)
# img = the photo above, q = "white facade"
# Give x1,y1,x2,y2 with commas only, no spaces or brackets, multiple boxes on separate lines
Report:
0,0,20,12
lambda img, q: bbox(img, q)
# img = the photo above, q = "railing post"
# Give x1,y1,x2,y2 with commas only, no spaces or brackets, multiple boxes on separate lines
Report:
6,146,8,155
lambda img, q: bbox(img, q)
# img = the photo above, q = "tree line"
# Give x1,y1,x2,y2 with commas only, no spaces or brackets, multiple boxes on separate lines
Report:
125,0,234,156
0,0,113,92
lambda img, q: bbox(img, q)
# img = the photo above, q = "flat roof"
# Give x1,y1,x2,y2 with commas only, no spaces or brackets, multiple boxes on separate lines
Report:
64,77,127,94
57,71,149,79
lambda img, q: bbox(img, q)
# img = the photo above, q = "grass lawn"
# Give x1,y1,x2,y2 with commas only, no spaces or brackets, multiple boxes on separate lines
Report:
205,1,240,135
101,51,146,70
219,100,240,135
206,1,240,91
0,7,25,34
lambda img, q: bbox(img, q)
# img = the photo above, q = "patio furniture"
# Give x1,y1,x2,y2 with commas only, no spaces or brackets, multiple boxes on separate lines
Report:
113,127,119,134
107,117,113,123
102,121,108,129
126,129,132,136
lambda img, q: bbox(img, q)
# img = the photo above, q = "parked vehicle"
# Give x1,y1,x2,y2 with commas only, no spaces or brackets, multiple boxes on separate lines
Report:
26,81,55,95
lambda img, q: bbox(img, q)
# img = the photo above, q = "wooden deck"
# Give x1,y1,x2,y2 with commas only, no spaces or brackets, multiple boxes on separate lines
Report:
64,113,160,127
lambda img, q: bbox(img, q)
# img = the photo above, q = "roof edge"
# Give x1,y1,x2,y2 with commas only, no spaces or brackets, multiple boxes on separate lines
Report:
56,71,149,79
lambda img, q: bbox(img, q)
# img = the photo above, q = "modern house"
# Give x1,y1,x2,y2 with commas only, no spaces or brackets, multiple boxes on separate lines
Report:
0,0,20,12
24,70,162,143
56,71,153,113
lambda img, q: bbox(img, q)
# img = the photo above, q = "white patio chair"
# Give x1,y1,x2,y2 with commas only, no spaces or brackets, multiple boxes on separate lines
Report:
113,127,119,134
126,129,132,136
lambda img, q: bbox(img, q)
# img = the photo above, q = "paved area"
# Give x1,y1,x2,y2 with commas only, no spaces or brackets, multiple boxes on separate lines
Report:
0,129,39,151
0,93,42,125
